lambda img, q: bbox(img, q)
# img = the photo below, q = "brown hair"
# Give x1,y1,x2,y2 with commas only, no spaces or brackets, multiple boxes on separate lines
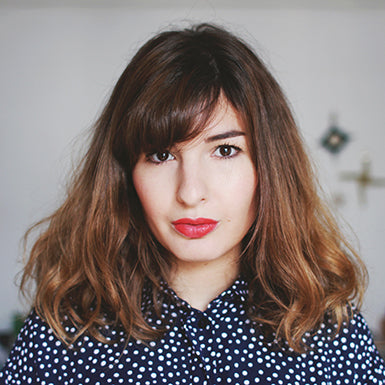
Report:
21,23,366,351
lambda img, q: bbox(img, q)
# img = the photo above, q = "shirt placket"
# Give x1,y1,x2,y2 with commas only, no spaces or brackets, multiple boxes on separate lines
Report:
183,309,218,384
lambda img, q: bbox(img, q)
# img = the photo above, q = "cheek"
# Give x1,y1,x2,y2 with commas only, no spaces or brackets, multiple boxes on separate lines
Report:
237,169,258,221
132,167,168,225
132,168,152,215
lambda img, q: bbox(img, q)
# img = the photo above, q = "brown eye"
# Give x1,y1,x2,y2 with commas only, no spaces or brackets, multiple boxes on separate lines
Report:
219,146,232,157
214,145,241,158
156,151,169,161
148,150,175,163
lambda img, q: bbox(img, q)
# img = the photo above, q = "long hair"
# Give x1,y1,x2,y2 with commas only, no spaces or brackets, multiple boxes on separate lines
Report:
21,23,366,351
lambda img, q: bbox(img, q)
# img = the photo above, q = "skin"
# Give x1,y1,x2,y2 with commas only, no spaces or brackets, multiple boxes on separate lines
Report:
132,99,258,310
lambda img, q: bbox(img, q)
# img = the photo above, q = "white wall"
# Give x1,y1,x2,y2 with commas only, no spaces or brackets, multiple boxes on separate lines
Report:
1,1,384,337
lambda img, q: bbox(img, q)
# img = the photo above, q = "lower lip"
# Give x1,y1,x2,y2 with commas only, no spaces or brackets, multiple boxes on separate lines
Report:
172,220,218,239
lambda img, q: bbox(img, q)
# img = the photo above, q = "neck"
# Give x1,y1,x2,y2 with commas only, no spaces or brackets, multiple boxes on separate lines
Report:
168,258,240,311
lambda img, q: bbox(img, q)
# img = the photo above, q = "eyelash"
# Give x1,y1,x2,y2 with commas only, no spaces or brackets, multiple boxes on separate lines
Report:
146,144,242,164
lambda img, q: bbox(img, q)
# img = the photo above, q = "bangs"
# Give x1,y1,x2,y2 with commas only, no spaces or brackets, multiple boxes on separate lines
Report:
126,78,223,165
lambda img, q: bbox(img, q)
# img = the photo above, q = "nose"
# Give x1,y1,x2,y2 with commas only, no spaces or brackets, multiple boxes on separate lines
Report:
176,158,207,207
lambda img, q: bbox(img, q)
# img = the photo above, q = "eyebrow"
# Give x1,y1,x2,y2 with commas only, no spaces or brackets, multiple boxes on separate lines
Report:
205,130,246,142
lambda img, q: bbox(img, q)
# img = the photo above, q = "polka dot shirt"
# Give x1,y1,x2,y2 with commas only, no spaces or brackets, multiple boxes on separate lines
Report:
1,278,385,384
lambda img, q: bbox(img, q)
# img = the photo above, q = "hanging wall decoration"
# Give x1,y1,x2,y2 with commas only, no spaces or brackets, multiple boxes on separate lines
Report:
319,113,350,207
320,115,350,154
340,153,385,204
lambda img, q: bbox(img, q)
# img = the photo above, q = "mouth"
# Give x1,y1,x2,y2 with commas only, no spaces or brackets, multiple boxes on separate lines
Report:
171,218,218,239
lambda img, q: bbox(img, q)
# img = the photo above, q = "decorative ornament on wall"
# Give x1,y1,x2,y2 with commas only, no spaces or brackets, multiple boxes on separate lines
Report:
320,114,350,155
340,153,385,204
319,113,351,208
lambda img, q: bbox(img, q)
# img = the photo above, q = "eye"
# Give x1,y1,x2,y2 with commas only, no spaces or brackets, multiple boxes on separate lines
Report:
148,150,175,163
213,145,241,158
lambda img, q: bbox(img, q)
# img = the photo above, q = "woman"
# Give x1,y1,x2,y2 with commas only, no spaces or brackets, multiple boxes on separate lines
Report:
1,23,384,384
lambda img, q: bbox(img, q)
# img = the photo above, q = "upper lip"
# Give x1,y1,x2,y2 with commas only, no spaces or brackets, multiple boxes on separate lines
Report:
172,218,218,225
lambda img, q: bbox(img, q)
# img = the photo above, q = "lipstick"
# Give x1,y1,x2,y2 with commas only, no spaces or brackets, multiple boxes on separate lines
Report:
172,218,218,239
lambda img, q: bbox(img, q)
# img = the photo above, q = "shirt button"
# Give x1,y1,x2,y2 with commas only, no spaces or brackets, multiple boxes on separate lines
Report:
197,317,210,329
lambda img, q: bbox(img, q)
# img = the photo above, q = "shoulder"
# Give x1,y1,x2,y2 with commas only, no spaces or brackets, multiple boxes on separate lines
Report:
312,310,378,351
309,310,385,382
7,309,49,352
0,309,135,384
324,310,378,348
0,310,65,384
337,312,384,363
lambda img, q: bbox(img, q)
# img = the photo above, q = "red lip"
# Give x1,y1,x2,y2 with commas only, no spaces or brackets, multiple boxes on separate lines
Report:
172,218,218,239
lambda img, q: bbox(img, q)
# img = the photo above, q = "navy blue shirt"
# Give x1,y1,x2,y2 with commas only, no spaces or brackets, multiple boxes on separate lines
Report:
1,278,385,384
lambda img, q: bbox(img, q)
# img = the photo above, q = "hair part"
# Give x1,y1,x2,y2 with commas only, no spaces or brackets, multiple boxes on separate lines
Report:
21,23,366,352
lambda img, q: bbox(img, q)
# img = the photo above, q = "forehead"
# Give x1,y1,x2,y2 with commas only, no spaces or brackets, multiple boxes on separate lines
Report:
204,100,245,134
180,99,247,147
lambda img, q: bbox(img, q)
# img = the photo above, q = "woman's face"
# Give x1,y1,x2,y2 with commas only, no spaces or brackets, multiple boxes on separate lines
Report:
132,100,257,269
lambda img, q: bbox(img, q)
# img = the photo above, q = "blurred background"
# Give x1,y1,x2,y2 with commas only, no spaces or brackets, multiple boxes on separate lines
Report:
1,0,384,363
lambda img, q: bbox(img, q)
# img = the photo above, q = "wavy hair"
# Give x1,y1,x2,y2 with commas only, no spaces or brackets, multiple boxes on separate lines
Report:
21,23,366,352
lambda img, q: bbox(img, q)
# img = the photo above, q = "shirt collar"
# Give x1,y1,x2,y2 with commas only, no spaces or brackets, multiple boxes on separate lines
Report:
158,276,249,311
141,276,250,330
